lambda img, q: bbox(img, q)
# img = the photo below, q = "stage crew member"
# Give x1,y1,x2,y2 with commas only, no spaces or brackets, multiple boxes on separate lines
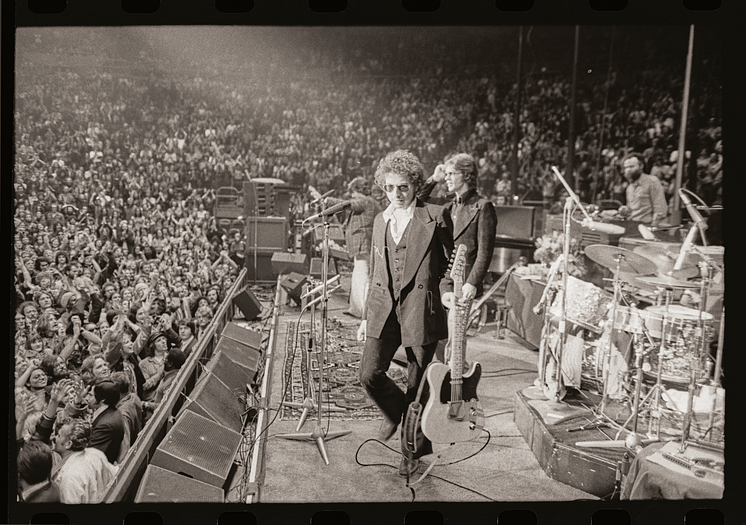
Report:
357,150,456,477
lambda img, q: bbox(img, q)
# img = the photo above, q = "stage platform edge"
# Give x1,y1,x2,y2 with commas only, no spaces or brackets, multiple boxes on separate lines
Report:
514,387,621,499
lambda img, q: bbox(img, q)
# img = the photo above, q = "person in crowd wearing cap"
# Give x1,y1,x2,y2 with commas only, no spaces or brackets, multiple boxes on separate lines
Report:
109,372,142,465
357,150,455,477
84,377,125,464
51,418,117,504
17,441,60,503
310,176,382,318
420,153,497,364
621,152,669,227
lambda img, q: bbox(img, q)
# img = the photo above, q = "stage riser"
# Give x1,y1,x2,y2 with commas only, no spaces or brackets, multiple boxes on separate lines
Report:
514,390,617,498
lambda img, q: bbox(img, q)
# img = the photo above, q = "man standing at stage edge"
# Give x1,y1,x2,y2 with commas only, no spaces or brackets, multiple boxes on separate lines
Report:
357,150,455,477
310,177,381,318
622,152,669,227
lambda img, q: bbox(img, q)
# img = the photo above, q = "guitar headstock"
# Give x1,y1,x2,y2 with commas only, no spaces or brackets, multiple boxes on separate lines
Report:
449,244,467,297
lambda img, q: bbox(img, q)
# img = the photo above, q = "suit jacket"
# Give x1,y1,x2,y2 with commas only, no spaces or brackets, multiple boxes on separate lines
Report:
363,198,454,347
89,405,125,464
446,188,497,292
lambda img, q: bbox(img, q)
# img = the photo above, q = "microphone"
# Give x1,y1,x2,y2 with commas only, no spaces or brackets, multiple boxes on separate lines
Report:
581,218,625,235
679,189,707,229
310,189,335,205
673,223,699,272
304,200,353,222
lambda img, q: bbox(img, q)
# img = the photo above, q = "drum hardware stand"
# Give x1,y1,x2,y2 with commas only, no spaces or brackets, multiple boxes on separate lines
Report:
529,195,585,424
277,217,351,464
598,253,627,416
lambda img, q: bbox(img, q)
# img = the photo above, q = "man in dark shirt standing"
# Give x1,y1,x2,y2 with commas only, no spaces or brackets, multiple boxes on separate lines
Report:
420,153,497,363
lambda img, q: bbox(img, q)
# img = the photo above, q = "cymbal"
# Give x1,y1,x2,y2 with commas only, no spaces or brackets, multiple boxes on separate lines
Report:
634,275,701,289
584,244,658,275
632,245,699,280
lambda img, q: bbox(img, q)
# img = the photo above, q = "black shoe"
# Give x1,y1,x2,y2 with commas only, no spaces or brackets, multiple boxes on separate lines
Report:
377,419,398,442
398,456,420,477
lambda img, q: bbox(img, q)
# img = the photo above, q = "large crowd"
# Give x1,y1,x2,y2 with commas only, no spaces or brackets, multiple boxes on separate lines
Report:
12,27,722,503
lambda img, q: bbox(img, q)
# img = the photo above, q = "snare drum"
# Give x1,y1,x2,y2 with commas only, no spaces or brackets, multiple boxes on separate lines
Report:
550,276,612,333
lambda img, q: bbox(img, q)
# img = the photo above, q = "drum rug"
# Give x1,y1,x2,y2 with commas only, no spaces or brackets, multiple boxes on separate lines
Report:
280,317,407,421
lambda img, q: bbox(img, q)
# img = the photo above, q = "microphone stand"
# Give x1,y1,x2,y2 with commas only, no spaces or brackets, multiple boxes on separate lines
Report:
529,168,591,424
276,216,351,464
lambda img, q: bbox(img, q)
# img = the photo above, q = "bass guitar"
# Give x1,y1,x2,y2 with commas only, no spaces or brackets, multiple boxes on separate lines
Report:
421,244,485,443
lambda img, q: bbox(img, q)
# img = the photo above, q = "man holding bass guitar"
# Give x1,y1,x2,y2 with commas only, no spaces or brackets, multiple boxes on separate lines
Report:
357,150,456,477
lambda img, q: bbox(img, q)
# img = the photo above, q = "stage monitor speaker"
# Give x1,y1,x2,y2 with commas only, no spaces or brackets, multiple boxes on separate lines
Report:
495,205,536,239
271,252,309,275
151,411,242,488
310,257,337,278
232,288,262,321
215,332,262,379
207,350,255,392
280,272,308,305
178,370,245,433
135,464,224,503
222,321,263,349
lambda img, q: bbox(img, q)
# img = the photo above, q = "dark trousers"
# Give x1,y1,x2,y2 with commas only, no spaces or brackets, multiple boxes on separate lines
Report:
359,307,435,458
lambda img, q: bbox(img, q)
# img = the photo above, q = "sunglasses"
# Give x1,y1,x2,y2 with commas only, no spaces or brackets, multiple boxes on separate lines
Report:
383,184,410,194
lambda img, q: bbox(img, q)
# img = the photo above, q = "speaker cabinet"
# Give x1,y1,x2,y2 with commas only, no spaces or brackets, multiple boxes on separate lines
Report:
135,464,224,503
179,371,245,433
271,252,309,275
245,248,279,281
245,217,288,250
494,205,536,239
232,288,263,321
222,321,263,348
151,411,242,488
207,350,255,392
215,328,262,377
280,272,308,305
309,257,337,278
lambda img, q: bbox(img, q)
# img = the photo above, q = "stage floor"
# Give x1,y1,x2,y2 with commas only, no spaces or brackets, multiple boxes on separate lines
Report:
238,274,598,503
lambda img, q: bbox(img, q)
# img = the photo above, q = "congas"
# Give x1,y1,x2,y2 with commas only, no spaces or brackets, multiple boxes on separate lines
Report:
550,275,612,333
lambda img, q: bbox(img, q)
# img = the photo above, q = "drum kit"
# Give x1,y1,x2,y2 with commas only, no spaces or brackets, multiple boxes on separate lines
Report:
542,241,724,449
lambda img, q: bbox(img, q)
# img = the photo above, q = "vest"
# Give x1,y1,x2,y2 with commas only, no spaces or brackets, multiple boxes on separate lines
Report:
385,220,410,302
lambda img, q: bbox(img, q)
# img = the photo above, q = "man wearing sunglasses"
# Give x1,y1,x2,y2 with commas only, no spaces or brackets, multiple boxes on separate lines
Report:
357,150,456,477
420,153,497,363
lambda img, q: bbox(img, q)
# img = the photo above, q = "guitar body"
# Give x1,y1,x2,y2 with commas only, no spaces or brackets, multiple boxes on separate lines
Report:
421,361,484,443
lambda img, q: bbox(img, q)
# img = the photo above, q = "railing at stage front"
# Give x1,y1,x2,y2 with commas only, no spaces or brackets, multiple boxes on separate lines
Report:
102,268,252,503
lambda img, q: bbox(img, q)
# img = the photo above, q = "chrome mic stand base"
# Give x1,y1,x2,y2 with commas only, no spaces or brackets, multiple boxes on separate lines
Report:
276,427,353,466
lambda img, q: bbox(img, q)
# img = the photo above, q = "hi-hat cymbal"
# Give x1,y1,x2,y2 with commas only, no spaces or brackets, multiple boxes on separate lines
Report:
632,245,699,280
584,244,658,275
634,275,701,289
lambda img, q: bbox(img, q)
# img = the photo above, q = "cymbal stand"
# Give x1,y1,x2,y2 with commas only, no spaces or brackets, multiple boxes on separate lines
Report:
599,254,625,415
277,219,351,465
646,289,673,440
